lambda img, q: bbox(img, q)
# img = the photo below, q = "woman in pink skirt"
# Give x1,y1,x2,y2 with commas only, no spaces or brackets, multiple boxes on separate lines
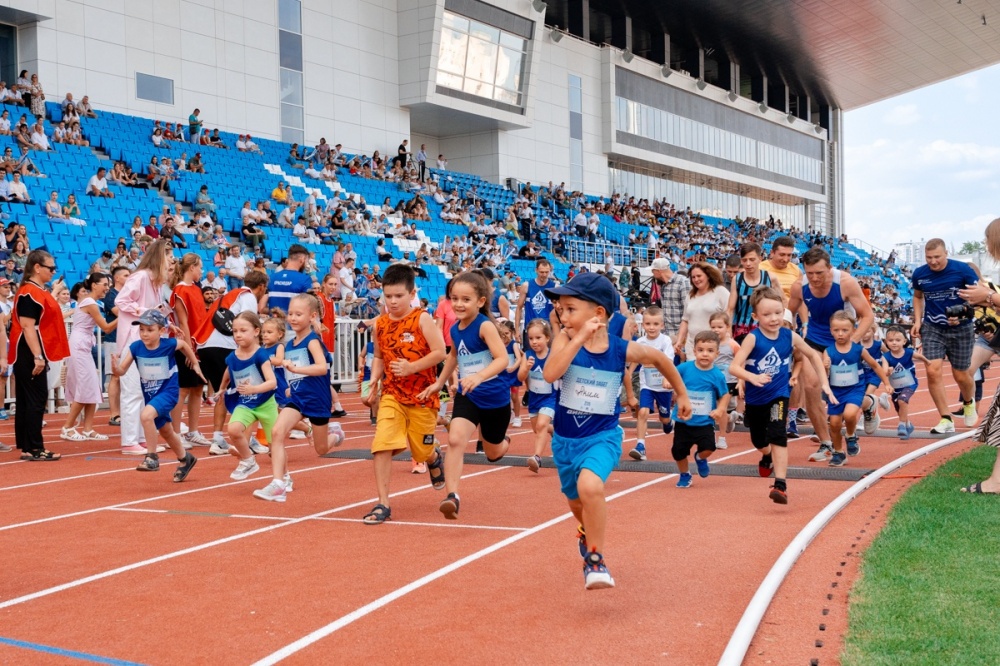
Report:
60,273,117,441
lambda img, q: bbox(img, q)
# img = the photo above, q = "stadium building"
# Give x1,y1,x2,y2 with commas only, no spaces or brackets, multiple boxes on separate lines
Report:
1,0,998,236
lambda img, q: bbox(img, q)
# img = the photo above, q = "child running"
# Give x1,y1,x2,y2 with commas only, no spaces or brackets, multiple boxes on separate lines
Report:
111,309,201,481
261,316,310,442
422,271,510,520
821,310,892,466
673,331,730,488
518,319,556,473
730,288,833,504
627,306,674,461
709,311,741,449
363,264,447,524
860,321,891,435
218,312,278,481
254,294,343,502
883,325,928,439
499,319,524,427
543,273,691,589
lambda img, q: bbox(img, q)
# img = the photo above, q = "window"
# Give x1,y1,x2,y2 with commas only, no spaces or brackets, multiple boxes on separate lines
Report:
136,73,174,104
278,0,304,144
436,10,527,107
0,24,15,85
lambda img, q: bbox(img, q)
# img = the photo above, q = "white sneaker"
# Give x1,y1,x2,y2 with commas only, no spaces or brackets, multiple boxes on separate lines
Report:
727,411,738,433
253,479,287,502
863,408,881,435
289,429,307,440
930,418,956,435
878,393,891,411
283,473,294,493
327,423,345,448
231,457,260,481
248,436,269,455
963,401,978,427
209,437,229,455
179,422,189,435
184,431,212,447
808,445,833,462
511,416,522,427
122,443,165,455
716,436,728,450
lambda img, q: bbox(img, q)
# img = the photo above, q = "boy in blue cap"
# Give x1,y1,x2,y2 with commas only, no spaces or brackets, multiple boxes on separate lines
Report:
543,272,691,589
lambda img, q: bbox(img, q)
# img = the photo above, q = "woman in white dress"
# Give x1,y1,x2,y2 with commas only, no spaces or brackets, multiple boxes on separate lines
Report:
60,273,117,441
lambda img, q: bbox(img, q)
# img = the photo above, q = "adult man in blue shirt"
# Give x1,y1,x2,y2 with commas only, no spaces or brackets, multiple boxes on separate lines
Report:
910,238,979,433
267,244,313,315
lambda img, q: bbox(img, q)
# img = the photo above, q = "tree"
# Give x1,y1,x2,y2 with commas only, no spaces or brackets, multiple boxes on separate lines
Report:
960,241,985,256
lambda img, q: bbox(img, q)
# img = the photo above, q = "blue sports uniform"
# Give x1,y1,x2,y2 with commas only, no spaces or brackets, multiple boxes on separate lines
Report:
802,270,852,350
282,332,332,418
672,361,728,427
223,347,276,413
362,341,374,382
503,340,522,388
268,269,313,315
910,259,979,327
263,343,289,407
451,314,510,409
524,279,555,324
636,333,674,419
552,335,629,500
130,338,180,429
744,328,793,405
525,351,556,417
826,342,866,416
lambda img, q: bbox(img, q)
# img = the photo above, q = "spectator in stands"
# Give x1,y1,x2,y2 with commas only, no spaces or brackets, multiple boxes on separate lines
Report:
10,241,28,271
87,167,114,198
208,128,227,149
242,214,265,250
144,214,161,240
111,241,128,267
277,202,297,228
68,121,88,147
146,156,170,193
188,108,203,143
27,73,45,116
0,82,19,106
201,270,226,292
2,258,19,281
62,103,80,126
287,144,306,169
60,92,75,112
77,95,96,118
159,216,188,249
195,220,214,249
13,145,44,178
151,127,170,149
187,152,205,174
46,191,84,227
124,248,141,271
194,184,216,217
63,194,83,223
211,225,229,249
92,250,114,274
0,109,10,136
223,244,248,290
272,181,291,204
52,121,68,145
6,172,30,204
15,124,32,153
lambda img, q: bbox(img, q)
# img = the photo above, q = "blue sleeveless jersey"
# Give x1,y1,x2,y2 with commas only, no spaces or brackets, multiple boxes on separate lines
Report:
827,342,865,402
743,328,793,405
885,348,918,390
862,340,882,385
504,339,522,388
608,312,626,339
130,338,179,405
362,341,374,382
451,313,509,409
282,332,332,417
224,347,276,413
524,279,555,323
263,342,289,407
526,351,556,414
803,270,851,348
490,287,503,319
554,334,629,438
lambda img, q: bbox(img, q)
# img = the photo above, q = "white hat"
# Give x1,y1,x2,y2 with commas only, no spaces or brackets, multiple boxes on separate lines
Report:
650,258,671,270
783,309,794,325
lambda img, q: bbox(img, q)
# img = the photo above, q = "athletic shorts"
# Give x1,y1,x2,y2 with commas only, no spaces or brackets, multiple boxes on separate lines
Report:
551,427,623,500
175,350,205,389
360,380,373,398
198,346,231,392
727,382,739,397
230,398,279,444
892,386,916,410
864,374,881,389
527,392,556,419
146,390,178,430
528,406,555,419
639,388,672,419
452,392,510,445
744,397,789,449
371,394,437,462
286,401,329,426
920,321,974,371
671,423,716,461
827,385,866,416
805,338,827,354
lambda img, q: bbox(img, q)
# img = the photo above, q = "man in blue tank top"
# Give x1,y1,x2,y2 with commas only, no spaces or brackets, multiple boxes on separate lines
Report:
515,258,559,345
788,247,874,456
910,238,979,434
266,244,313,315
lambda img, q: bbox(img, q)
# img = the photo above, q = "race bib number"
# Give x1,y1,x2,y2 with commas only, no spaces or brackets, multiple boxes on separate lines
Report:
458,350,494,380
528,369,552,394
138,356,170,383
889,366,915,389
643,366,664,387
283,347,311,385
507,352,517,369
689,390,713,417
558,366,621,415
830,363,860,387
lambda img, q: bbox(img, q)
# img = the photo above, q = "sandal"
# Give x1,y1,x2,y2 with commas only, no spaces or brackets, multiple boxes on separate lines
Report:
961,482,1000,495
21,449,61,461
81,430,109,441
439,493,460,520
362,503,391,525
109,416,121,426
61,427,87,442
427,447,446,490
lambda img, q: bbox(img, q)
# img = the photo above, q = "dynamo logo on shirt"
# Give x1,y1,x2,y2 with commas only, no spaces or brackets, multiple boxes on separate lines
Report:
756,347,785,376
531,290,548,311
457,340,471,356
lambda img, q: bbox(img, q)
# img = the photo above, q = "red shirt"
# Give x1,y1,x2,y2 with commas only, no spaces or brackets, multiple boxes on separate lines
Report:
434,298,456,347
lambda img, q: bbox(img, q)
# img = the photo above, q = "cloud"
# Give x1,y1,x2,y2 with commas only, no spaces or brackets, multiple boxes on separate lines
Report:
883,104,920,126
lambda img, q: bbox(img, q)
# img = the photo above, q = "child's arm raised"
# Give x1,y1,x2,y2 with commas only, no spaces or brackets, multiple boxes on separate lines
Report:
627,343,691,420
283,339,330,376
389,311,446,377
792,333,838,404
542,318,604,383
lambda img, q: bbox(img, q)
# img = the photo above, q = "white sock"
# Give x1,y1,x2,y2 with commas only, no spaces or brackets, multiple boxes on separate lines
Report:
214,430,225,440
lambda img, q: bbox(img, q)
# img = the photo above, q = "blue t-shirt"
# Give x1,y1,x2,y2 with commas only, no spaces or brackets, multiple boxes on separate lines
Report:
451,314,509,409
524,279,555,324
264,342,289,407
130,338,179,405
673,361,728,428
282,332,332,417
885,348,919,390
827,342,864,396
525,350,556,413
268,269,314,315
911,259,979,327
362,341,374,382
224,347,276,413
554,334,628,439
863,340,882,385
743,328,793,405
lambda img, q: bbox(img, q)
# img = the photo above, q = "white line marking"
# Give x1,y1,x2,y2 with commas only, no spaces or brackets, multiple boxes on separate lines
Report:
313,516,529,531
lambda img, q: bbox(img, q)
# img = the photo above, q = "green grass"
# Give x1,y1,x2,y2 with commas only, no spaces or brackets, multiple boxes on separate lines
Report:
843,446,1000,666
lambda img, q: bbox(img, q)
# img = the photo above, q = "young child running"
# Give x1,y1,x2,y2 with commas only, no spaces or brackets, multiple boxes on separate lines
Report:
218,312,278,481
422,271,510,520
822,311,892,466
358,340,376,425
543,273,691,589
254,294,343,502
518,319,555,473
261,316,311,442
730,288,833,504
709,311,741,449
363,264,447,524
883,325,928,439
111,309,201,481
673,331,731,488
627,306,674,461
860,322,891,435
499,319,524,427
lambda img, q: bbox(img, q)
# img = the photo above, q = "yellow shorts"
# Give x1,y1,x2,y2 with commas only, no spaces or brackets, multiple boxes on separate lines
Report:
371,394,437,463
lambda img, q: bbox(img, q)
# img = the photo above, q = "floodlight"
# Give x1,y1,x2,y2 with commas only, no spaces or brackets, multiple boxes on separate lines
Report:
660,64,672,78
549,27,563,42
695,78,707,90
621,48,634,63
531,0,547,13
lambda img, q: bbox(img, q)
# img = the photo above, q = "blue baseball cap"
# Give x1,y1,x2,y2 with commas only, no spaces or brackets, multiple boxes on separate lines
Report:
545,273,618,317
133,309,168,327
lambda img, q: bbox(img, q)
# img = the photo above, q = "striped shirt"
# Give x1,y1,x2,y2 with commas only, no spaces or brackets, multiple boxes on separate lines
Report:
658,273,689,339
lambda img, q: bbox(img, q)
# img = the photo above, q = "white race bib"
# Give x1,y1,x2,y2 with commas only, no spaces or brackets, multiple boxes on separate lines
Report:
643,366,664,388
889,365,914,389
283,347,311,385
558,366,621,415
689,390,713,417
528,368,553,395
458,349,494,380
830,363,860,387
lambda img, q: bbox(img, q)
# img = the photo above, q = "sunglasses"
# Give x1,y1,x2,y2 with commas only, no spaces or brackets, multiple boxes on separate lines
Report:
42,264,56,271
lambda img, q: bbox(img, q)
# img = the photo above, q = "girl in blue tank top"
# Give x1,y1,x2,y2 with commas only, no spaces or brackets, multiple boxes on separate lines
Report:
517,319,556,473
824,311,890,463
499,319,524,428
262,317,312,438
802,269,851,349
882,326,928,439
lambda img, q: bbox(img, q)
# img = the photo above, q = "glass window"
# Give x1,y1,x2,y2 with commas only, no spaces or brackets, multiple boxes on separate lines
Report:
281,102,303,129
281,126,304,144
495,47,522,91
278,0,301,33
135,73,174,104
469,21,500,44
279,30,303,71
436,10,527,107
280,68,303,106
0,24,16,85
569,76,582,112
438,28,468,75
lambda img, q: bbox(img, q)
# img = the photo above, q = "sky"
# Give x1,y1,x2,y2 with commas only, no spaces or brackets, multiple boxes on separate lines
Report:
844,62,1000,258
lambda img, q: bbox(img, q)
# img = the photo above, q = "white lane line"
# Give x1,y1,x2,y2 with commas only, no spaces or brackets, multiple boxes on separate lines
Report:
0,466,511,611
312,516,529,531
250,448,759,665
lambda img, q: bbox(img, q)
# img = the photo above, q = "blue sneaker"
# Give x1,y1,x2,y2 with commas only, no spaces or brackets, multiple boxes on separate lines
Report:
906,422,915,437
628,443,647,461
583,552,615,590
897,423,908,439
662,420,674,435
0,409,8,420
695,456,710,478
829,451,847,467
676,472,693,488
846,435,860,457
786,417,799,438
577,525,588,558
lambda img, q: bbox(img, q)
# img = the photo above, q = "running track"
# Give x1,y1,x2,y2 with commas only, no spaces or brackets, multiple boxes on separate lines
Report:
0,362,991,665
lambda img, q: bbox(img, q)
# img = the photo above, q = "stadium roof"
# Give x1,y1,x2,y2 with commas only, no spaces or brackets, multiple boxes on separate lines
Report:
579,0,1000,110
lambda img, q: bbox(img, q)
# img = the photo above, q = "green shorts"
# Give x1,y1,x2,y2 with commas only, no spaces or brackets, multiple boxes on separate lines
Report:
230,397,279,443
361,380,373,398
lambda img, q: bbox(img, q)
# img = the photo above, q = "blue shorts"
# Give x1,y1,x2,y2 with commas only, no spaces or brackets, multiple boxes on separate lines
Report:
827,385,866,416
551,427,623,500
892,386,916,410
527,393,556,419
864,374,881,389
639,389,672,418
146,390,178,430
